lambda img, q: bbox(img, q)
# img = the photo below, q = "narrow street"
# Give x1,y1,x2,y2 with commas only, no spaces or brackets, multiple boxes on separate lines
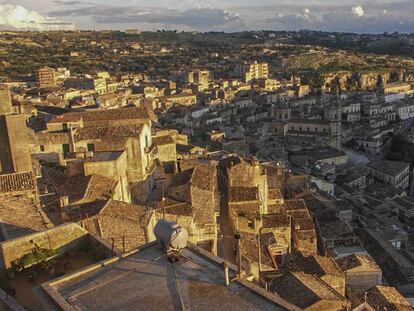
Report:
217,191,236,264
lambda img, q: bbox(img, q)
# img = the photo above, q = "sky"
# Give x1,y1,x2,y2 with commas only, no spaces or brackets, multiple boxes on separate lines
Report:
0,0,413,33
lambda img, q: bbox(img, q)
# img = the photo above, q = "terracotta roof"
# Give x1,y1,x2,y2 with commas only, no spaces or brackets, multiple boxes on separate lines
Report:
152,135,175,146
269,272,347,309
101,200,151,228
361,286,412,311
157,198,193,216
74,124,143,141
262,214,291,228
283,199,307,211
48,107,154,124
229,187,259,202
0,172,36,193
169,168,194,188
293,217,316,231
268,188,283,201
191,164,213,191
241,232,274,267
337,254,381,272
56,174,116,204
0,195,52,240
282,252,344,278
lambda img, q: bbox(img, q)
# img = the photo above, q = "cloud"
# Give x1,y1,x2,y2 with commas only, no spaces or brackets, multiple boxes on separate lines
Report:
352,5,364,17
49,5,240,29
0,4,74,30
52,0,94,5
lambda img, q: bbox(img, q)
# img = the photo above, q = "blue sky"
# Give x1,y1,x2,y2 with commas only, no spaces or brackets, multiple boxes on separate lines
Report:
0,0,413,33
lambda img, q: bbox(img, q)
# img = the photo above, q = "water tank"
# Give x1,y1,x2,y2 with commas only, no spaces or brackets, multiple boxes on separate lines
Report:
154,220,188,252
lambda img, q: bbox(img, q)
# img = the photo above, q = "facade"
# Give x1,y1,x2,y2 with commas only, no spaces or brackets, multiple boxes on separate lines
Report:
397,103,414,120
36,66,57,88
367,160,410,190
235,61,269,83
64,77,107,95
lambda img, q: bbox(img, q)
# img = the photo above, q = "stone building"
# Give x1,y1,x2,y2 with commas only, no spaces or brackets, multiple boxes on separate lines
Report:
354,286,413,311
36,66,57,88
337,254,382,298
80,200,157,253
37,107,157,201
164,161,219,254
0,113,34,174
367,160,410,190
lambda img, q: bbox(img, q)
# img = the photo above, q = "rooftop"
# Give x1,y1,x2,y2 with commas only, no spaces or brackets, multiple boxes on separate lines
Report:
0,195,52,241
42,243,290,311
48,107,154,124
74,124,144,141
367,160,409,176
361,286,413,311
86,151,124,163
336,254,381,272
0,172,36,193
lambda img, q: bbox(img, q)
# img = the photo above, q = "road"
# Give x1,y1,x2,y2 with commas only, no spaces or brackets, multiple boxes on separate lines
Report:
217,191,236,264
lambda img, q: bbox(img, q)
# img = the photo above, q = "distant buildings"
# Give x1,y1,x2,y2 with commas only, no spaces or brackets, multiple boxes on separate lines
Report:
367,160,410,190
235,61,269,83
36,66,57,88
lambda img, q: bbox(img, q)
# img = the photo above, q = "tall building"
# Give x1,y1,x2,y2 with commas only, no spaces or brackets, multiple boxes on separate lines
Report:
0,85,12,115
328,83,342,150
186,70,210,91
235,61,269,83
36,66,57,88
376,74,385,104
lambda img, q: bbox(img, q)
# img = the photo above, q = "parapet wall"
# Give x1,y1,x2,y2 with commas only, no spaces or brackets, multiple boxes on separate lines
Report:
0,223,88,270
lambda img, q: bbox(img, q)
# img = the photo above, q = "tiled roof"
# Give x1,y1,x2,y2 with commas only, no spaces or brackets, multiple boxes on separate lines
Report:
157,198,193,216
0,172,36,193
229,187,259,202
48,107,154,124
269,272,347,309
169,168,194,188
268,188,283,201
152,135,175,146
262,214,290,228
361,286,412,311
241,232,274,267
337,254,381,272
74,124,143,141
0,195,52,240
191,164,213,191
101,200,151,228
282,252,344,278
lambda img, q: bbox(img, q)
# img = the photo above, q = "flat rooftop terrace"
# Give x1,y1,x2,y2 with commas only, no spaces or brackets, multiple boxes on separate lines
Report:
43,243,292,310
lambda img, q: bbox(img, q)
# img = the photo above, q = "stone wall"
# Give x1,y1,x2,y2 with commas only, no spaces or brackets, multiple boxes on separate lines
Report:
0,223,88,270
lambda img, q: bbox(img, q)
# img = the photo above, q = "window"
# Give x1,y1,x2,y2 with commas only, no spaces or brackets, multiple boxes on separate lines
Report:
40,145,45,152
62,123,68,132
145,135,149,148
62,144,70,155
87,143,95,152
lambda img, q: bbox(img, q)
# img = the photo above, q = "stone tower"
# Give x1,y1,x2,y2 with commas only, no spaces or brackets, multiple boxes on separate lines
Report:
329,82,342,150
376,74,385,104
